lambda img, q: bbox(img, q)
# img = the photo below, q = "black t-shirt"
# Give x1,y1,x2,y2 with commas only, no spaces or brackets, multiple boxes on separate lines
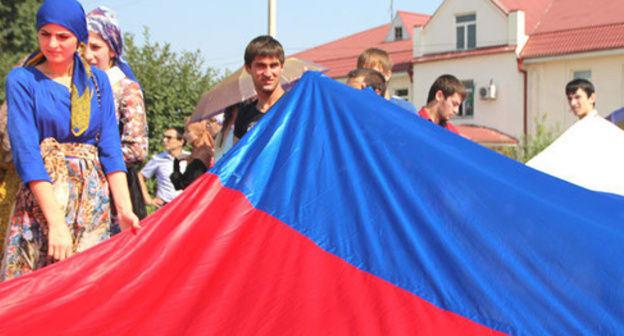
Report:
233,101,265,139
170,158,207,190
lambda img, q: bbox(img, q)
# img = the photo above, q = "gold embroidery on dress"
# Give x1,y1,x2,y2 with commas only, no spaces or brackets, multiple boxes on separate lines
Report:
70,46,94,137
70,84,93,136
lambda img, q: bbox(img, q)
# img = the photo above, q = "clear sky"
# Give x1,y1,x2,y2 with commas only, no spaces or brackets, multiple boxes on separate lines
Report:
78,0,444,74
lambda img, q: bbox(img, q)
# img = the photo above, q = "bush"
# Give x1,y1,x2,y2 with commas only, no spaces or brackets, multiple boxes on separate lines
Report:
503,114,561,163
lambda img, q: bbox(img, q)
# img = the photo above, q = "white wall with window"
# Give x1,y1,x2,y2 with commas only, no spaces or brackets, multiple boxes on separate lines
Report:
394,88,409,101
456,14,476,50
573,70,592,81
458,80,475,117
387,72,414,105
413,51,524,138
413,0,509,56
394,27,404,41
524,53,624,133
385,15,408,42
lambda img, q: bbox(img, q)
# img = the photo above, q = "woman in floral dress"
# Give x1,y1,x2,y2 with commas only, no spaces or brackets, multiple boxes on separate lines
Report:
86,6,149,223
1,0,140,281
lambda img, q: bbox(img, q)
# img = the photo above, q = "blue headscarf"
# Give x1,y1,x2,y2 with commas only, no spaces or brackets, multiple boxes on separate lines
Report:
86,6,139,84
36,0,88,43
27,0,93,137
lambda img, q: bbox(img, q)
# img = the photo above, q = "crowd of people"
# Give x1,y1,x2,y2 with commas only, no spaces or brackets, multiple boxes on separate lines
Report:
0,0,605,281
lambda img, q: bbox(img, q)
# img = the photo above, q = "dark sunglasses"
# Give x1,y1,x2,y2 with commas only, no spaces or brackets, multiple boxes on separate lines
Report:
163,135,179,140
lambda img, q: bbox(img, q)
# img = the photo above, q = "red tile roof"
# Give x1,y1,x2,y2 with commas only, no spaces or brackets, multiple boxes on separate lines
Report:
489,0,554,34
397,11,431,38
291,12,430,78
456,124,518,145
520,0,624,58
531,0,624,34
522,23,624,59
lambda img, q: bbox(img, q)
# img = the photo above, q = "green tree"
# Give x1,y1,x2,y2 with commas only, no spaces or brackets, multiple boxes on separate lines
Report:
503,113,561,163
0,0,44,102
0,0,43,247
124,28,219,157
123,29,219,213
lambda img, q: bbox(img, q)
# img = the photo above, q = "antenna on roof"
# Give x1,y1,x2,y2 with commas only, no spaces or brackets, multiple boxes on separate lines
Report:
389,0,394,21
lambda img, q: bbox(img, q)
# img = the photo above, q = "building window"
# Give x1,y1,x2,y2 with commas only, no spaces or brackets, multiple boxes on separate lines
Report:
573,70,592,81
395,89,409,100
457,80,474,117
394,27,403,40
456,14,476,50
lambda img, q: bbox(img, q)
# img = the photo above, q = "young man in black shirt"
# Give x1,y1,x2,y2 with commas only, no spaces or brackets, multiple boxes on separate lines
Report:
234,35,286,142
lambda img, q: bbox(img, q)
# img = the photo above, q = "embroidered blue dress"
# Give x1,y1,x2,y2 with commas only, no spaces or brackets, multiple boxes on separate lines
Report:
7,66,125,182
1,65,126,280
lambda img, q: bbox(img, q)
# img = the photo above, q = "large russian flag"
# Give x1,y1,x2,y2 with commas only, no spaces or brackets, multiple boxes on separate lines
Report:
0,72,623,335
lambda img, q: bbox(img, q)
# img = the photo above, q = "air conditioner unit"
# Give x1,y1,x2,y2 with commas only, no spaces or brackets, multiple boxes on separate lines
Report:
479,84,497,100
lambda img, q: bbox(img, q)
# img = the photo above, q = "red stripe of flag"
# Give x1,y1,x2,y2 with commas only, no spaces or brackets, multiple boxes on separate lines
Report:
0,173,507,335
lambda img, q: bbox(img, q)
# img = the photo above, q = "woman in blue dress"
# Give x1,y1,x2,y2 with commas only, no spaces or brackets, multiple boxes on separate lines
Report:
1,0,140,281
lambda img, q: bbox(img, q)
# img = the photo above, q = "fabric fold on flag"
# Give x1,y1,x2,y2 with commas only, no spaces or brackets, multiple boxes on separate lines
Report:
0,71,623,336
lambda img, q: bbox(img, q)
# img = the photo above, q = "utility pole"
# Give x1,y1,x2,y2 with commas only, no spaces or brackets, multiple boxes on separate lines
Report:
268,0,277,37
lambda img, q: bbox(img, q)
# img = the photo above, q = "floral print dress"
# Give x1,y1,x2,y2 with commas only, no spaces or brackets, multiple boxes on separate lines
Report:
1,139,112,280
108,67,149,226
110,69,147,167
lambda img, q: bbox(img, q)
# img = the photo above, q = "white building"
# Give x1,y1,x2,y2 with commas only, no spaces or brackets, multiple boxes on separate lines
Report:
295,0,624,143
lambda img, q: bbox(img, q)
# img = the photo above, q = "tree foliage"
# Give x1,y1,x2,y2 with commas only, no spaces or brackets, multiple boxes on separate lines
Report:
0,0,44,102
124,28,219,156
502,113,561,163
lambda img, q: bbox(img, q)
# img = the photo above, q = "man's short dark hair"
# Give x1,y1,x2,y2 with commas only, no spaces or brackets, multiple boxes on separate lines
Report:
347,68,387,96
565,78,595,97
244,35,285,68
426,74,466,104
168,126,186,144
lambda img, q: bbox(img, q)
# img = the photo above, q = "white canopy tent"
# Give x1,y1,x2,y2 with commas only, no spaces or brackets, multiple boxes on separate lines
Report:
527,114,624,197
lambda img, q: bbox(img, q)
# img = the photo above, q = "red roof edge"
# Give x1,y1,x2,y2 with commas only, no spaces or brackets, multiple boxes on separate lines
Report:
414,45,517,64
455,124,519,145
488,0,509,14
